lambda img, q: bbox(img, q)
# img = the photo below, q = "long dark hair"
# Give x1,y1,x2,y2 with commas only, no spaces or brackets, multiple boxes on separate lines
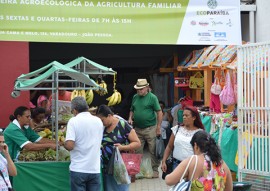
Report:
184,106,204,130
96,104,114,117
9,106,29,121
190,131,222,166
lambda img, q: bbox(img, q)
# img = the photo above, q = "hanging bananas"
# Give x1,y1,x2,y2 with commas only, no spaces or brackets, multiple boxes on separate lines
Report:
71,90,86,100
107,90,122,106
95,80,108,96
85,89,94,105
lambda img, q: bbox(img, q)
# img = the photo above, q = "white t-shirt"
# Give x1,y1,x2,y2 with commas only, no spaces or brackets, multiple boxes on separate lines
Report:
172,125,202,161
66,112,104,173
0,154,11,190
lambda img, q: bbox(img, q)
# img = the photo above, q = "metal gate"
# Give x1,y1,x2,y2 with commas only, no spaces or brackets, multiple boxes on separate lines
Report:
237,42,270,190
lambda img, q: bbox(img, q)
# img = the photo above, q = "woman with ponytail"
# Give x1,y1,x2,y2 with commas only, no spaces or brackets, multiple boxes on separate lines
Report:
165,131,233,191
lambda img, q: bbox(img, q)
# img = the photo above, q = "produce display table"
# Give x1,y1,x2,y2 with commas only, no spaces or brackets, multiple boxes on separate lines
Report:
13,161,70,191
13,161,104,191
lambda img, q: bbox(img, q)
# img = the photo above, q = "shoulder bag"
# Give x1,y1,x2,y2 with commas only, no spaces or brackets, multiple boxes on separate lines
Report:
169,155,198,191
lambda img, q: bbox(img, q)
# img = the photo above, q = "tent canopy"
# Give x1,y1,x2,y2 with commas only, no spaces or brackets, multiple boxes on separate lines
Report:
65,56,116,76
14,61,100,90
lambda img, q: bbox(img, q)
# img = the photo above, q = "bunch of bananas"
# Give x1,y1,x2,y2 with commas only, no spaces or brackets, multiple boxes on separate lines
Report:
71,90,86,100
107,90,121,106
95,80,108,96
85,89,94,105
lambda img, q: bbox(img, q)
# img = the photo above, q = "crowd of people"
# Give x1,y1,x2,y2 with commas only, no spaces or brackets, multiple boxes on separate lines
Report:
2,78,233,191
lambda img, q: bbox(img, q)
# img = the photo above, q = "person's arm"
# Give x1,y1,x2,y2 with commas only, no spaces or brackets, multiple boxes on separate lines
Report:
223,162,233,191
64,140,75,151
115,129,141,151
128,111,134,125
2,144,17,176
165,156,192,186
156,110,163,136
161,133,175,172
23,142,57,151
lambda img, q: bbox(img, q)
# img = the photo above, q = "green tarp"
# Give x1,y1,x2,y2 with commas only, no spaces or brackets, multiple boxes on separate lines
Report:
14,61,100,90
65,57,116,76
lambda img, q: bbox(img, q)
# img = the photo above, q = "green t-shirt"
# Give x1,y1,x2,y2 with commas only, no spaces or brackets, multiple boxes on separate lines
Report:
130,92,161,128
4,121,41,161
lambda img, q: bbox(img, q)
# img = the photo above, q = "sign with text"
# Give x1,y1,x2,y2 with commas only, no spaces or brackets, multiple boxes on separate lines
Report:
0,0,241,45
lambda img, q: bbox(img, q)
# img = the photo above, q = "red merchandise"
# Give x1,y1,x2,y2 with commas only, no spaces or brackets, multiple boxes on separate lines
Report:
180,96,193,109
121,153,142,175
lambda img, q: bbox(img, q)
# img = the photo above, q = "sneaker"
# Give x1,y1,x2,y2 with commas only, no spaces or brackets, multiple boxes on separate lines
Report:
152,171,159,178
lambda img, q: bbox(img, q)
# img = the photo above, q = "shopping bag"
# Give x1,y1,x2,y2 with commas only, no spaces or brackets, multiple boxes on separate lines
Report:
155,136,165,160
106,147,116,175
113,147,131,184
140,157,153,178
121,152,142,175
189,72,204,89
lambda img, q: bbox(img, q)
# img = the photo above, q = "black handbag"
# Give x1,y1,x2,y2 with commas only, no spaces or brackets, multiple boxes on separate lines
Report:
162,157,173,179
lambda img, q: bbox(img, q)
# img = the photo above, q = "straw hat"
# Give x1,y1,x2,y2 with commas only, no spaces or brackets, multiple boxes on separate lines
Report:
134,79,149,89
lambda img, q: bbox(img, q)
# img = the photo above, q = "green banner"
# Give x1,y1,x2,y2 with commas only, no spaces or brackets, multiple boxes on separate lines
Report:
0,0,188,44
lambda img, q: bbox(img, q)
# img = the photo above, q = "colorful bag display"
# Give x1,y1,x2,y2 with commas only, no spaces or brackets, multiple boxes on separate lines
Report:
189,72,204,89
219,71,236,105
210,78,222,95
180,96,193,109
121,152,143,175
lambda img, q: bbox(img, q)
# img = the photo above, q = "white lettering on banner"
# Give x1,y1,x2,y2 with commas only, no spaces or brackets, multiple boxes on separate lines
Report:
5,15,29,21
19,0,82,6
0,0,17,4
36,16,65,22
148,3,181,8
96,2,146,8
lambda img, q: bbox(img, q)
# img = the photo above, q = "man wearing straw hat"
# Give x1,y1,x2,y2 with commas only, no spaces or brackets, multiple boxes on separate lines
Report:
128,79,162,178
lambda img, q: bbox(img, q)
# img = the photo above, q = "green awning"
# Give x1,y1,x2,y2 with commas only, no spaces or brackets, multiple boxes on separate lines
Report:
65,56,116,76
14,61,99,90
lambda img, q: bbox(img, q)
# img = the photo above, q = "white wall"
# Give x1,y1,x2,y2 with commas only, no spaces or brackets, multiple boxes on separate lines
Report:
256,0,270,42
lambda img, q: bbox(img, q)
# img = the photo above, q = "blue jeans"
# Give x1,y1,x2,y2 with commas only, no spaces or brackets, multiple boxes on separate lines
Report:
103,174,129,191
70,171,101,191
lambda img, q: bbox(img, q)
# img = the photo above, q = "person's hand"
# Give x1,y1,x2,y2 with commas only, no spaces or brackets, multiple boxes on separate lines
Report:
161,161,167,172
48,143,57,150
1,143,9,156
156,126,161,136
113,143,123,151
128,118,133,126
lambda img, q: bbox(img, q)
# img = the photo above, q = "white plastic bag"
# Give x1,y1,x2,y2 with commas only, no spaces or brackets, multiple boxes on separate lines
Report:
155,137,165,160
140,157,153,178
113,147,131,185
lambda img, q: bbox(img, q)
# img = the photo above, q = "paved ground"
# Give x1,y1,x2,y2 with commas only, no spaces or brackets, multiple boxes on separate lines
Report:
130,168,172,191
129,151,172,191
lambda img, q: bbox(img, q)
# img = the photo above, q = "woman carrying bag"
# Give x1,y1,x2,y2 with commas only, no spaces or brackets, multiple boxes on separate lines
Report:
161,106,204,178
165,131,233,191
96,105,141,191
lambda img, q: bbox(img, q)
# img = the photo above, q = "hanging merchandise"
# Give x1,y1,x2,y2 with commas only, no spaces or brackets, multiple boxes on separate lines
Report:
219,71,236,106
189,72,204,89
180,96,194,109
210,77,222,95
174,77,190,88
